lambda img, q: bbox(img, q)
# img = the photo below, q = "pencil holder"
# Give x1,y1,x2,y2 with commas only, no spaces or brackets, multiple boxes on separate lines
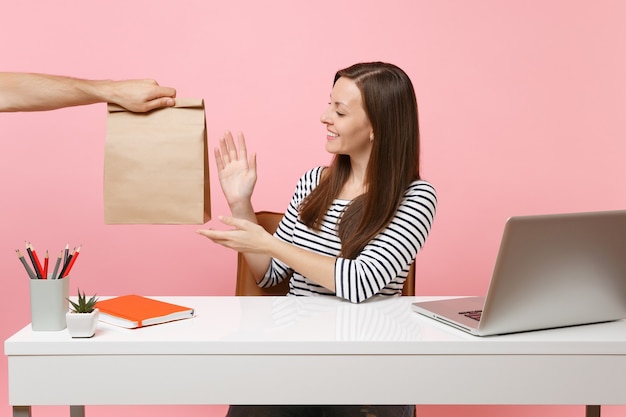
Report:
29,277,70,331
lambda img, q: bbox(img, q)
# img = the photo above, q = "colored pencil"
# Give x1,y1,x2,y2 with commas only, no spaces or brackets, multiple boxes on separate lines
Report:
43,251,49,279
29,242,44,280
51,250,62,280
25,242,42,279
16,250,37,279
63,243,69,265
62,245,81,278
58,248,74,279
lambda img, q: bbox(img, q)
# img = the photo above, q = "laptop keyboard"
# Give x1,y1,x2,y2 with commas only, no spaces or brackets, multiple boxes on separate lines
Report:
459,310,482,321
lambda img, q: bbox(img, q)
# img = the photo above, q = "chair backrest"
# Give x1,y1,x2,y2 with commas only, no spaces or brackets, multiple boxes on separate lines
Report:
236,212,292,296
235,211,416,296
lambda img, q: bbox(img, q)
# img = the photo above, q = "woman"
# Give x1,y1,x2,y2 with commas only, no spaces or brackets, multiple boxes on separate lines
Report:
198,62,437,416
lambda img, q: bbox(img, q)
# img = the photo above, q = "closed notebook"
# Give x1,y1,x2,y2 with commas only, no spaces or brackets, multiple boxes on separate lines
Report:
95,295,195,329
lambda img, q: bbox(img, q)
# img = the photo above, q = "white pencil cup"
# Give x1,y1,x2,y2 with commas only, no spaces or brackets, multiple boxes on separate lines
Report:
29,277,70,331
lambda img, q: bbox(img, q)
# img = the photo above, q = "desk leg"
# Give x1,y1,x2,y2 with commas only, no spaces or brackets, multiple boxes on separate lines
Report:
12,406,31,417
586,405,601,417
70,405,85,417
11,405,84,417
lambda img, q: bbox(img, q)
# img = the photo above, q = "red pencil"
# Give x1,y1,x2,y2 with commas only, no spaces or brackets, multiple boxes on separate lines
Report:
62,245,81,278
43,250,49,279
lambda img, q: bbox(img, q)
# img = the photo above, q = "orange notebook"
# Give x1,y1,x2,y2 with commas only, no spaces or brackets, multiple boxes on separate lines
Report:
95,295,195,329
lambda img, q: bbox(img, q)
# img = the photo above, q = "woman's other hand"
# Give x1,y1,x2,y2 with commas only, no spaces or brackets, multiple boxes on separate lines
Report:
214,131,257,213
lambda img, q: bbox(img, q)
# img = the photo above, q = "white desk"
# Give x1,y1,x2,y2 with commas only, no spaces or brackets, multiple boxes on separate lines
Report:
6,296,626,417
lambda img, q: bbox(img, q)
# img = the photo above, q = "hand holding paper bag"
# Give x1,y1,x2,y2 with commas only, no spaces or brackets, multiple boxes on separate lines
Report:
104,98,211,224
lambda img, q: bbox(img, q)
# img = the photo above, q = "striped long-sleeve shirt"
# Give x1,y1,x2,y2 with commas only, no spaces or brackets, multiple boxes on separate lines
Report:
258,166,437,303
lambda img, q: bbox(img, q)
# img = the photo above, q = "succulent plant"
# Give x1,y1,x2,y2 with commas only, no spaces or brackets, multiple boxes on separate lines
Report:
67,289,99,313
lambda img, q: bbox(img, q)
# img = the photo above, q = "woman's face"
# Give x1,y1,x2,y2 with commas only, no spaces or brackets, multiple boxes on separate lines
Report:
320,77,373,162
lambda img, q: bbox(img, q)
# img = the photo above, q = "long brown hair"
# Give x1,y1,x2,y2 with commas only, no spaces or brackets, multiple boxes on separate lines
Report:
299,62,420,258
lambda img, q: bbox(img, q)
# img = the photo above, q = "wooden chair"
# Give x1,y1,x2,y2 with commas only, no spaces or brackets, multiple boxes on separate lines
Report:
236,211,415,296
235,211,292,296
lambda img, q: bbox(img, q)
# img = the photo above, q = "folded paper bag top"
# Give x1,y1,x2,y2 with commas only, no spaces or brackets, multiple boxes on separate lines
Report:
104,98,211,224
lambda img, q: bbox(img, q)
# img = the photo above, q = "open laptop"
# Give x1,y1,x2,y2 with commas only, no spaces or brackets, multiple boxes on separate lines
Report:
412,210,626,336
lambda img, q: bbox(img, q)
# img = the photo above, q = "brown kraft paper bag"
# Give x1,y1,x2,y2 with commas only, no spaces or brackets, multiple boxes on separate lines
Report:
104,98,211,224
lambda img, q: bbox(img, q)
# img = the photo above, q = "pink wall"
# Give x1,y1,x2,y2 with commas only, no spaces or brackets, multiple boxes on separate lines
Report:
2,1,625,416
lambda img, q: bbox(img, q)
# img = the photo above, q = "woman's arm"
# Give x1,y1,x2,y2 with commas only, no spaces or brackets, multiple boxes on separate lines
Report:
198,215,338,291
208,131,274,279
200,181,437,302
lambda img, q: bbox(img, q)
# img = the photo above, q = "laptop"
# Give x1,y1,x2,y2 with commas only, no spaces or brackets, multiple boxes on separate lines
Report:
412,210,626,336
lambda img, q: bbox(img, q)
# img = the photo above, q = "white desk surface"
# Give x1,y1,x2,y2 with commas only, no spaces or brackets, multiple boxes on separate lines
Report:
5,295,626,407
6,295,626,354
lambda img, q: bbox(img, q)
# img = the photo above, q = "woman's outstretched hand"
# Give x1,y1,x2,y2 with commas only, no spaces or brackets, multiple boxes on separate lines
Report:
196,215,271,254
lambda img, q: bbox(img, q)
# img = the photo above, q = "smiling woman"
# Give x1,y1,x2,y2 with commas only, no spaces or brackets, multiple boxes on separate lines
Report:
197,62,436,417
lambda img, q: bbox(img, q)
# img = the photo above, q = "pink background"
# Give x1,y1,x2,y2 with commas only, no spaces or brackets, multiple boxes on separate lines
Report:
2,1,625,416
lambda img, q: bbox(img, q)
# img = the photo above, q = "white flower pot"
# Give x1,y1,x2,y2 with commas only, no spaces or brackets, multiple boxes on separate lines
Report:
66,308,99,338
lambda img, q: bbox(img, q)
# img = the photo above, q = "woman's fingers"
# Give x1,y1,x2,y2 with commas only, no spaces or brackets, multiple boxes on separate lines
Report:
214,146,225,171
237,132,247,162
224,131,238,162
216,131,249,168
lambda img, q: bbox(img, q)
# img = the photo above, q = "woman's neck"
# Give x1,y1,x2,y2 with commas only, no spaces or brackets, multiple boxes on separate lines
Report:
337,164,367,201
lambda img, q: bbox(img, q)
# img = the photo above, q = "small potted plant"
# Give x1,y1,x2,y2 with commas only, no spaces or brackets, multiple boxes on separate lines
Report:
66,289,99,338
